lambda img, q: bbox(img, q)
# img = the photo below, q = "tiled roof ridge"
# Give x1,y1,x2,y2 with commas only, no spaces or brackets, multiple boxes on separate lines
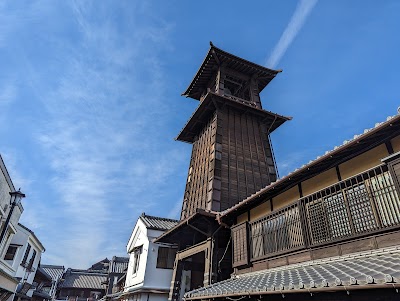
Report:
220,112,400,217
69,269,108,275
41,264,64,269
111,256,129,262
140,212,179,223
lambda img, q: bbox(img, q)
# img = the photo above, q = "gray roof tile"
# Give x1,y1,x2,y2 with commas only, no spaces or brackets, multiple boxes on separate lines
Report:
60,270,107,289
140,213,178,231
184,249,400,299
41,265,65,281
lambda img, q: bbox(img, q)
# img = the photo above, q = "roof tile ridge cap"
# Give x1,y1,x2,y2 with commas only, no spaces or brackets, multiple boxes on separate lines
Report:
143,215,179,222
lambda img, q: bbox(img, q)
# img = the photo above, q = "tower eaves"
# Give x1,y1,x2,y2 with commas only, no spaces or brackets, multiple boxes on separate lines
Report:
182,43,282,101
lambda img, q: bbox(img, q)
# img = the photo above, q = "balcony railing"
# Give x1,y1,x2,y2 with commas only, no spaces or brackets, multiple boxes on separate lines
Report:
249,164,400,261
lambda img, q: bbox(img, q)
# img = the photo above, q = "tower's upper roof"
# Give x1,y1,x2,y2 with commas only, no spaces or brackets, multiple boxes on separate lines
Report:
182,42,282,100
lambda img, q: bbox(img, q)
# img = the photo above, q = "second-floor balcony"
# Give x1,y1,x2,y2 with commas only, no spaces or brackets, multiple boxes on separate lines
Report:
248,164,400,261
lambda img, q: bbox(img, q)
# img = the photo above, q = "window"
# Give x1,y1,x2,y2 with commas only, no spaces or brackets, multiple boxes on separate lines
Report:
4,245,18,261
27,249,36,270
156,247,177,269
131,246,142,275
21,244,31,266
346,184,378,233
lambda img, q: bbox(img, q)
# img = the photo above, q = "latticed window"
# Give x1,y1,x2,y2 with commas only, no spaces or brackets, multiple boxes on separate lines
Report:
306,200,330,244
346,184,378,233
368,171,400,226
324,192,352,239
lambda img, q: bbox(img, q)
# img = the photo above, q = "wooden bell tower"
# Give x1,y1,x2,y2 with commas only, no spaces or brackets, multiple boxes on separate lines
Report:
178,42,291,220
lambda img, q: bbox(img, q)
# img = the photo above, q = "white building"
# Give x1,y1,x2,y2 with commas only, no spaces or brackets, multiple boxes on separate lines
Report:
4,223,45,301
121,214,178,301
0,155,24,301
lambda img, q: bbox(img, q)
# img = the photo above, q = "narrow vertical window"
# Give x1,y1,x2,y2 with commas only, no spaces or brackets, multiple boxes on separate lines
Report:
21,244,31,266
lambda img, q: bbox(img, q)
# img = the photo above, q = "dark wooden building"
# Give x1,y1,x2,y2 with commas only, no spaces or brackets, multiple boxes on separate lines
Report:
182,109,400,301
57,269,107,301
155,43,290,301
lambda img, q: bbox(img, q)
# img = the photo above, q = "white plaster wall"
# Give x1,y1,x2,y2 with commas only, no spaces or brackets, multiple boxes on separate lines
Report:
126,292,168,301
125,219,149,291
143,229,174,290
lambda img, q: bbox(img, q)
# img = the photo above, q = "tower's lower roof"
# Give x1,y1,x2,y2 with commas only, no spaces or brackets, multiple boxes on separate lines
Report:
176,92,291,143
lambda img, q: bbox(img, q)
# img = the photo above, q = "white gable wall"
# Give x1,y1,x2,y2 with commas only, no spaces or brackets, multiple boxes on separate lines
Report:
124,217,176,301
125,218,148,290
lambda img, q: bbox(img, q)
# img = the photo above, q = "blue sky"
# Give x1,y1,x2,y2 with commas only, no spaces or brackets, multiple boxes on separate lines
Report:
0,1,399,268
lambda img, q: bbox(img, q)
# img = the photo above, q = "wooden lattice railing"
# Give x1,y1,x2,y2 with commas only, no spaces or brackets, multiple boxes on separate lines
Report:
248,164,400,261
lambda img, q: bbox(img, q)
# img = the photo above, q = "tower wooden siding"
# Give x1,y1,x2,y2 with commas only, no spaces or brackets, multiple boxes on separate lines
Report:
181,106,278,220
219,106,277,211
181,112,217,220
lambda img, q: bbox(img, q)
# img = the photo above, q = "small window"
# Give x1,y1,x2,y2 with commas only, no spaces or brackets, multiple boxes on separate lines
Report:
4,245,18,261
21,244,31,266
132,246,142,274
156,247,177,269
27,249,37,270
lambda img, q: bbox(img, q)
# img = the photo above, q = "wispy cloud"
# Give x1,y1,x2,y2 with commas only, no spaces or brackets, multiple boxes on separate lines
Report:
0,82,16,106
266,0,318,68
0,1,185,267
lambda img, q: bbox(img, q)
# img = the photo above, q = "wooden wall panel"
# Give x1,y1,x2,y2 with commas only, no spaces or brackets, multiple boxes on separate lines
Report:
219,106,276,211
232,222,249,267
339,144,388,179
390,135,400,153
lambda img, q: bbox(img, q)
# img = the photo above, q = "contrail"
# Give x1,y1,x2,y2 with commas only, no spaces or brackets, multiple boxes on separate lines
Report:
266,0,318,68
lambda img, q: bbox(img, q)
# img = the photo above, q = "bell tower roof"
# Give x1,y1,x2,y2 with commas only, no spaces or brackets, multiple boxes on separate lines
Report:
182,42,282,101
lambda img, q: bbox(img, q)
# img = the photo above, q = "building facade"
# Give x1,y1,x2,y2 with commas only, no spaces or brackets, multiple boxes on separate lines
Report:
182,106,400,299
103,256,129,296
7,223,46,301
40,265,65,300
0,155,25,301
120,214,178,301
30,267,52,301
57,269,107,301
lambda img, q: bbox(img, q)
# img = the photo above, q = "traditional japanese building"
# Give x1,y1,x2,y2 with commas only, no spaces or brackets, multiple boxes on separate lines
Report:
155,43,291,300
181,112,400,300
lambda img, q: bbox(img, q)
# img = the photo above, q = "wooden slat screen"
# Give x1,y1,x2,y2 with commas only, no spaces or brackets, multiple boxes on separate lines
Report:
249,203,304,260
231,222,249,267
247,164,400,261
303,164,400,246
